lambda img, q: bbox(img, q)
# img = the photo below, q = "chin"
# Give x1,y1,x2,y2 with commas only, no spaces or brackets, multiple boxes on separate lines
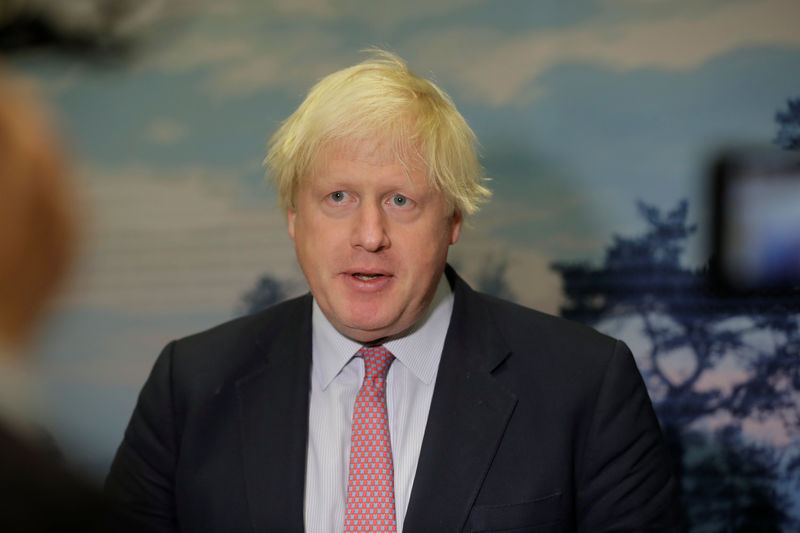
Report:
344,319,391,336
341,316,403,342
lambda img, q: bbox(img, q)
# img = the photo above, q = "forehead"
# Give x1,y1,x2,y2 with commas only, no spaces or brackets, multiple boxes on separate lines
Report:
306,136,427,184
321,135,420,166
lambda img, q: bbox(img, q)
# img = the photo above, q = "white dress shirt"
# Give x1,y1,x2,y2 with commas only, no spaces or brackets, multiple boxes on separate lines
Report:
304,274,454,533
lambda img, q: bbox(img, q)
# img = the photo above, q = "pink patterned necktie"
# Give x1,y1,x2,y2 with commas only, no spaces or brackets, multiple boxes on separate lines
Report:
343,346,397,532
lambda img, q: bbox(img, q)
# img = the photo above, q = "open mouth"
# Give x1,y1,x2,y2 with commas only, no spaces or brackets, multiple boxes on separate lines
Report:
352,273,385,281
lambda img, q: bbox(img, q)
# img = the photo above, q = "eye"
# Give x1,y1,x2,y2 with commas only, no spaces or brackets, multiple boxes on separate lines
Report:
390,194,409,207
328,191,346,203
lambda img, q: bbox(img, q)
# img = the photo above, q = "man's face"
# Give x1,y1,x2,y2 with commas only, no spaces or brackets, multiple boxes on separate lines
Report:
288,139,461,343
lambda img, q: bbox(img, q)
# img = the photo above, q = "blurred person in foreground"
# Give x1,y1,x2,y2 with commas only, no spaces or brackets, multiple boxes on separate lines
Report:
0,66,106,531
106,50,684,532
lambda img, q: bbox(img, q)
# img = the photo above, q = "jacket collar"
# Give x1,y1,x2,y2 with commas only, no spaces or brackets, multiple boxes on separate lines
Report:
234,266,517,532
236,293,312,532
403,264,517,532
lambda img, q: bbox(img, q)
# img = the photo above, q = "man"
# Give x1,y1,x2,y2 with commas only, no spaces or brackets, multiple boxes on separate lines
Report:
0,67,107,532
106,50,683,532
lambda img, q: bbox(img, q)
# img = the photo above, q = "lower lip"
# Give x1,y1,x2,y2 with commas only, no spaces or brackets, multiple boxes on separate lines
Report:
341,273,393,293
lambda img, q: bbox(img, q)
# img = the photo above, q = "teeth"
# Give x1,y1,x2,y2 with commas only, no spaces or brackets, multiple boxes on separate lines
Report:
354,273,381,281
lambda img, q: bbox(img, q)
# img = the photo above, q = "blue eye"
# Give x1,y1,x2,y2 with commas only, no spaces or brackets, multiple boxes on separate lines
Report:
329,191,345,202
391,194,408,207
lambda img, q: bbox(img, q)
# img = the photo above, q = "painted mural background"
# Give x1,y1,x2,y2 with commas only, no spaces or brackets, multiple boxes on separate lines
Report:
3,0,799,530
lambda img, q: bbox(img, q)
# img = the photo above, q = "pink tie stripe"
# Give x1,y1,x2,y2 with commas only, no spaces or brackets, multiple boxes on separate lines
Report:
343,346,397,533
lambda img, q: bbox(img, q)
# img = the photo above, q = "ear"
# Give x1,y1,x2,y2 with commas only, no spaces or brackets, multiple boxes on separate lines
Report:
287,209,297,240
449,209,462,245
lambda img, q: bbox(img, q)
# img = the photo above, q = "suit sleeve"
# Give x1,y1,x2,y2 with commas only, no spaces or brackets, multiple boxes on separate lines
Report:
105,341,180,533
576,340,685,532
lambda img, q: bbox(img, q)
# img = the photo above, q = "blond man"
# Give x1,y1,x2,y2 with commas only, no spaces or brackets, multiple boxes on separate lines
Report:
107,51,682,532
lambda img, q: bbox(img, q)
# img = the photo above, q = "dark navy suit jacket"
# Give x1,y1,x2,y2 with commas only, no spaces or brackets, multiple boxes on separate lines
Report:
106,266,683,532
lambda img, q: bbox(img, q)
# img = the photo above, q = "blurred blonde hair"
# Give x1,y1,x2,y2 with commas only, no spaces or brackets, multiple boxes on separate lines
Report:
0,68,77,348
265,49,491,215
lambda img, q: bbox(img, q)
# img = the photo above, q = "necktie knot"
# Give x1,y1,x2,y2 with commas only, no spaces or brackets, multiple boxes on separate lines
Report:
358,345,394,383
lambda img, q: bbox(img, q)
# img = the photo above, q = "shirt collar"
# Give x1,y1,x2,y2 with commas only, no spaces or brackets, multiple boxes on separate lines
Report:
311,273,454,390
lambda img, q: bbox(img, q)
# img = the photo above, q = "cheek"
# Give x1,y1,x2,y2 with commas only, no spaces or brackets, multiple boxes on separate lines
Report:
295,217,339,260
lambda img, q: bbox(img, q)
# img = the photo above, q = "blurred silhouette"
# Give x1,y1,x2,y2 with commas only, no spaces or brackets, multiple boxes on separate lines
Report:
0,65,107,531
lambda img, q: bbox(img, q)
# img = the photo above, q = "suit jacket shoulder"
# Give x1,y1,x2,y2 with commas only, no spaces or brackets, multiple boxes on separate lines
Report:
446,271,623,398
106,293,313,533
404,268,684,532
166,292,313,383
474,287,618,358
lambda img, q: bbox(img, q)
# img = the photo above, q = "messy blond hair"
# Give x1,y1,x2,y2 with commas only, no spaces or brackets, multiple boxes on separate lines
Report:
265,49,490,215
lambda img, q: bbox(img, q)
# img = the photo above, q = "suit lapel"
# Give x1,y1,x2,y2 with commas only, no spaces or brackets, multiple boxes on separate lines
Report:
404,269,518,532
235,295,312,532
231,270,514,531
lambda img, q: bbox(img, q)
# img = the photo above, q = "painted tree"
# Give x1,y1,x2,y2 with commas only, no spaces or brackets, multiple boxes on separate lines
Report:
239,274,291,315
774,97,800,151
475,252,516,301
552,200,800,531
682,426,790,532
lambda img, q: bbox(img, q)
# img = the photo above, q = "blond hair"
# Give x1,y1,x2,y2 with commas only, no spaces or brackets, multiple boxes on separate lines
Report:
0,68,77,348
265,49,490,215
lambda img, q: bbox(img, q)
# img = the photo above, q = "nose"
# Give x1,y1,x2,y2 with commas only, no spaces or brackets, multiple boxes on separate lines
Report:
352,201,390,252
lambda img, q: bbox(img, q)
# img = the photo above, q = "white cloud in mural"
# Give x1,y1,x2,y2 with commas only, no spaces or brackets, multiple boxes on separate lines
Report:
138,0,482,98
219,0,482,24
133,0,800,104
145,24,348,97
269,0,338,17
450,239,563,316
151,37,253,72
144,117,189,144
413,0,800,106
452,198,570,315
65,165,301,314
323,0,483,29
741,417,792,447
